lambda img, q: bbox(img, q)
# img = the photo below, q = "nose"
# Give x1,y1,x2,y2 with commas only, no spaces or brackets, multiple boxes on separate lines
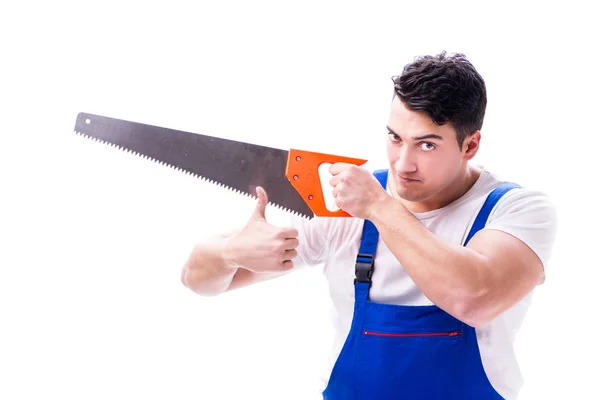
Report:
394,146,418,175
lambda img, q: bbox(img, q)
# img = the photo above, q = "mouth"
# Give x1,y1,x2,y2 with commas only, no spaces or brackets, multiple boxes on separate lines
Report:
397,175,420,183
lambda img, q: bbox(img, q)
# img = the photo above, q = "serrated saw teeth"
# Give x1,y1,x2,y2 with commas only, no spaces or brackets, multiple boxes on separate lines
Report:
75,128,311,219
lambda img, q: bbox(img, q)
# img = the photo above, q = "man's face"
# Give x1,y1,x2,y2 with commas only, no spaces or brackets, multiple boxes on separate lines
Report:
385,96,477,210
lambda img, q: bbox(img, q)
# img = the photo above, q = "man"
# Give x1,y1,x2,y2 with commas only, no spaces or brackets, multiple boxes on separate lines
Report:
180,52,557,399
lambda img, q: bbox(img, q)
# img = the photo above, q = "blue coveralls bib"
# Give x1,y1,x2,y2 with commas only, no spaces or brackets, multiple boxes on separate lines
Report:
322,169,520,400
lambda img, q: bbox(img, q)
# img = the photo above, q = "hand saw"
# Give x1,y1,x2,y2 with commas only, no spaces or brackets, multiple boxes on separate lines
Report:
73,112,368,219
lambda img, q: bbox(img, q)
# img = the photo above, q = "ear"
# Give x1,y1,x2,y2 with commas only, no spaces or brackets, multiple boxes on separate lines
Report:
462,131,481,161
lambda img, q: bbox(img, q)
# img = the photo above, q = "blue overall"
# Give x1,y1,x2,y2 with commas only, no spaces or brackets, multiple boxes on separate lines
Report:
322,169,520,400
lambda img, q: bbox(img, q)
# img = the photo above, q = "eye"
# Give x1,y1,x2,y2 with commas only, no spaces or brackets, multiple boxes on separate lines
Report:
419,142,436,151
388,132,401,142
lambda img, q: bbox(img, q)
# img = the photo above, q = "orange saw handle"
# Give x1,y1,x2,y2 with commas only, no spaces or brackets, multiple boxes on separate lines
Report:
285,149,368,217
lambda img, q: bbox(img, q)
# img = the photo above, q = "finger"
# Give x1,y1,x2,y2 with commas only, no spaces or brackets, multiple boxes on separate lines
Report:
283,238,299,250
252,186,268,219
329,162,351,176
331,185,340,198
282,249,298,261
280,260,295,270
279,227,299,239
329,173,342,187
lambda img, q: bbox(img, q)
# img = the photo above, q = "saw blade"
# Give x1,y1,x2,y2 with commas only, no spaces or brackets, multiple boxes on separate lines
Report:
73,112,314,219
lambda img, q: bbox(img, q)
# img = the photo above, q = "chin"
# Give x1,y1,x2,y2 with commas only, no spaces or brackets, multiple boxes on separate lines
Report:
396,190,430,203
390,178,425,201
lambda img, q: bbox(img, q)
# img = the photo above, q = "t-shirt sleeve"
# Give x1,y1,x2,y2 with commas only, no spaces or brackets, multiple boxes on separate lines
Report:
484,187,558,284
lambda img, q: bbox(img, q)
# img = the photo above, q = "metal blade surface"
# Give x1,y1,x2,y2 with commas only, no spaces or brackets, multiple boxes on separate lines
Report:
74,112,314,218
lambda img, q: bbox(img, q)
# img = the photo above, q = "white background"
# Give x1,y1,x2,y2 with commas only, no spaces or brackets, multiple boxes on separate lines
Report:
1,1,598,399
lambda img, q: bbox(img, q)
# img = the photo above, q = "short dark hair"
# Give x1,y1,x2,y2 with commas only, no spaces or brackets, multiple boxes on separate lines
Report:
392,51,487,148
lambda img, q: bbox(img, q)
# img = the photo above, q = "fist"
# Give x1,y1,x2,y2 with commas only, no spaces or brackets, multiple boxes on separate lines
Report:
329,163,389,219
225,187,299,273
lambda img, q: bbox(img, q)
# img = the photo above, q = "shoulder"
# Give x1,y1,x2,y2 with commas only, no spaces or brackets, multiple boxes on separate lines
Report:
476,171,558,279
480,171,557,224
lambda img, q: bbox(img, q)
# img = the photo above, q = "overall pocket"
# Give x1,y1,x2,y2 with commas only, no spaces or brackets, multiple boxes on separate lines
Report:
363,330,461,338
356,306,466,400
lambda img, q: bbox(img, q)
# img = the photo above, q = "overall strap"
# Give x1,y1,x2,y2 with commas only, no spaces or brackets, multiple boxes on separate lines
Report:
463,182,521,246
354,169,388,301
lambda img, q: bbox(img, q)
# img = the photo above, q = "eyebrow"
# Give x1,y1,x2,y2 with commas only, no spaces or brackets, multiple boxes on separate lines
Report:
387,126,444,141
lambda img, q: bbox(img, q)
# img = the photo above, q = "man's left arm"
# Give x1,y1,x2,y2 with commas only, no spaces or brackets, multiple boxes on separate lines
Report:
330,164,558,328
368,194,556,328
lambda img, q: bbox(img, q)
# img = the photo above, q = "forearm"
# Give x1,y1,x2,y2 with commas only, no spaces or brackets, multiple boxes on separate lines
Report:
181,238,238,297
368,197,492,325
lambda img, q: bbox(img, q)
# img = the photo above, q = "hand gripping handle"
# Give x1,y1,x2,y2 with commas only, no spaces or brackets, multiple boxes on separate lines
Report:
285,149,368,217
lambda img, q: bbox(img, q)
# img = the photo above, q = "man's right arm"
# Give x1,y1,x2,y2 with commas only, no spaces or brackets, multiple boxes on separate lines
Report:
180,187,299,297
180,230,294,296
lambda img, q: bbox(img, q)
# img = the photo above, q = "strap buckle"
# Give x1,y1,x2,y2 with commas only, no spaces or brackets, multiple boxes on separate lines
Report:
354,253,374,285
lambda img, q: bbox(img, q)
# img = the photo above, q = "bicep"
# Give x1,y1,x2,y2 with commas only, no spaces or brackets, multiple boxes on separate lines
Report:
468,229,543,295
480,188,559,283
459,189,558,325
460,229,544,327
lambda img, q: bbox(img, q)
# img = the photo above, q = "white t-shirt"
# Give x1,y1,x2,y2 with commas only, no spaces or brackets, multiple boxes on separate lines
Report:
289,168,558,400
